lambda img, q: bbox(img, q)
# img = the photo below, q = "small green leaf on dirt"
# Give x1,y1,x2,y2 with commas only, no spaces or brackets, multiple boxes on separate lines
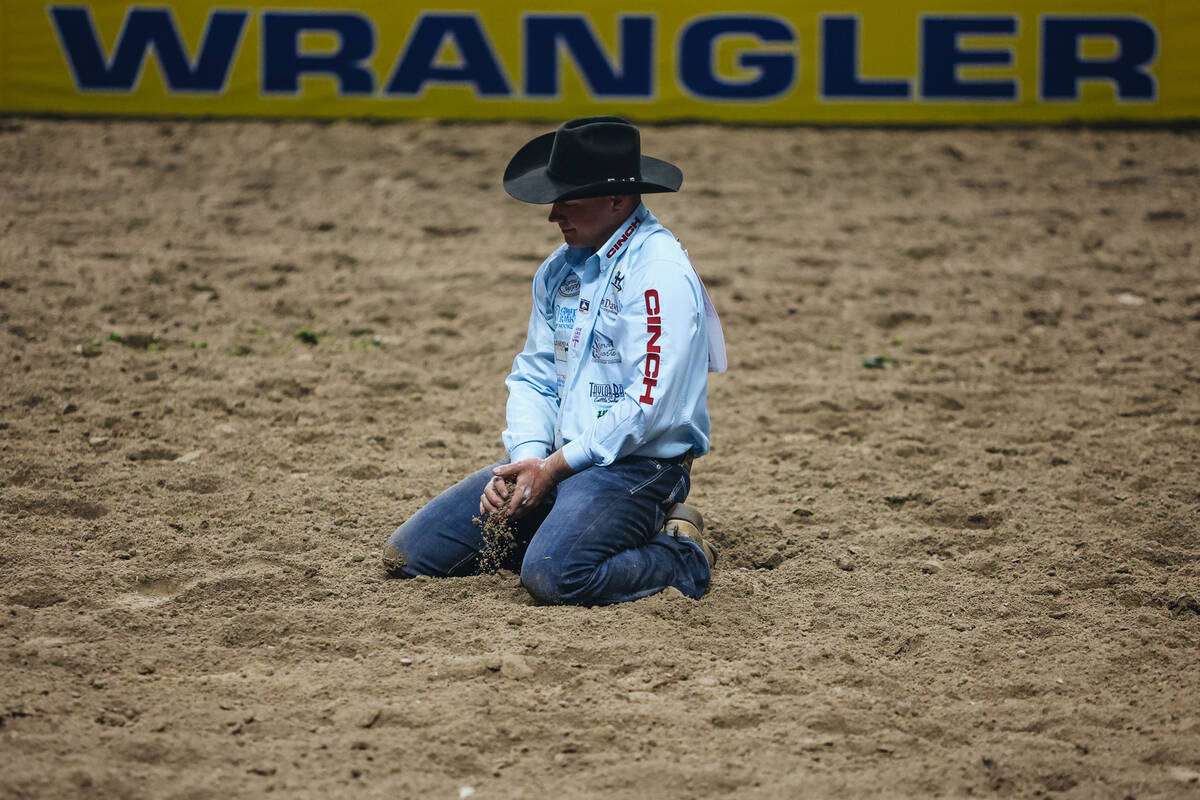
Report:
862,354,891,369
190,341,207,349
295,328,320,345
108,331,125,343
350,327,374,337
229,345,251,357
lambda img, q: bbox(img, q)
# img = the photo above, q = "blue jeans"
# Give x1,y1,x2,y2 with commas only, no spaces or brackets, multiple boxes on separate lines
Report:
383,456,710,605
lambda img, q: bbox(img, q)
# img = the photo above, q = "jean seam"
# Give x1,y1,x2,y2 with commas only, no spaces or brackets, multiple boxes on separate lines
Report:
665,475,686,507
448,550,480,576
628,462,664,496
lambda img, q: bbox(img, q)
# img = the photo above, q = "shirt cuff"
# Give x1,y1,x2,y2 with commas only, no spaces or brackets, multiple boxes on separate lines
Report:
561,439,594,472
509,442,551,463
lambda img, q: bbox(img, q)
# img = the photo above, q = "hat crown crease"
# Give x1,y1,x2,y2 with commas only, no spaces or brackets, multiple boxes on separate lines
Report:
546,120,641,186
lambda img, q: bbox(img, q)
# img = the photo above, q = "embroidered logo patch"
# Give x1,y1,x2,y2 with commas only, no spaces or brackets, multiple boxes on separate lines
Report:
591,332,620,364
589,382,624,403
558,274,581,297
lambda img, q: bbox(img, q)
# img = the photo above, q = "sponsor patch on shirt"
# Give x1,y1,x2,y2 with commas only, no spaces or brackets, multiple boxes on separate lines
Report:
611,273,624,292
591,331,620,364
554,337,569,362
589,382,624,404
605,218,641,259
639,289,662,405
600,297,619,317
578,299,590,314
556,306,576,329
558,274,581,297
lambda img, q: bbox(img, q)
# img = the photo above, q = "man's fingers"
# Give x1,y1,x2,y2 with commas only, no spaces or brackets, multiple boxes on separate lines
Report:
482,476,519,516
507,479,536,515
483,475,510,500
482,480,505,510
487,460,544,519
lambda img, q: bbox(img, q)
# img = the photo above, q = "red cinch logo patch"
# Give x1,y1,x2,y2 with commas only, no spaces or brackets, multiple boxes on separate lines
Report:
605,217,641,259
638,289,661,405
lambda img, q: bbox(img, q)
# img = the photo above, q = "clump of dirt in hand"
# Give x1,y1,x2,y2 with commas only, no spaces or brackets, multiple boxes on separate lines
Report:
473,480,519,573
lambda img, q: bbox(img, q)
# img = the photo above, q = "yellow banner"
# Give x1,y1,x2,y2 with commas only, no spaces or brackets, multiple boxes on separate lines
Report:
2,1,1197,122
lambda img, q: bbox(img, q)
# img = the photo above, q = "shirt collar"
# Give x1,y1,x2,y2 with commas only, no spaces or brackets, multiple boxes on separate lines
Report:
562,203,651,272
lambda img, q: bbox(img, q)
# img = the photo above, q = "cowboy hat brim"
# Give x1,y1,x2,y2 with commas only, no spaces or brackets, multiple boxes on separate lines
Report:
503,130,683,204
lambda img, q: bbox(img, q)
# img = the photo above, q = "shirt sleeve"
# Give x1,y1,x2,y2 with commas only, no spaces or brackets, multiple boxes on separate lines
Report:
561,259,706,470
502,287,559,462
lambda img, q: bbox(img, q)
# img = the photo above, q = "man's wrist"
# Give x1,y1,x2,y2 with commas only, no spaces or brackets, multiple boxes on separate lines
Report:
541,450,575,484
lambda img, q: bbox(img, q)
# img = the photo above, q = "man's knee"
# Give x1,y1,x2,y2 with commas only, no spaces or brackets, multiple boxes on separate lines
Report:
381,535,409,576
381,526,415,577
520,557,592,606
381,525,449,578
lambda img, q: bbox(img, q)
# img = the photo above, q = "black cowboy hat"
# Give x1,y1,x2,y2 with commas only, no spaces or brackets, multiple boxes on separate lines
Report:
503,116,682,204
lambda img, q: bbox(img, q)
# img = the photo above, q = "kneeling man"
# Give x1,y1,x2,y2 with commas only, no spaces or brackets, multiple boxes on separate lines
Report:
383,117,725,606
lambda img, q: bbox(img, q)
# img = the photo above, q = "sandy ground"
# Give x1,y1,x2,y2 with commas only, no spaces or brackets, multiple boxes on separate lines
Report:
1,118,1198,799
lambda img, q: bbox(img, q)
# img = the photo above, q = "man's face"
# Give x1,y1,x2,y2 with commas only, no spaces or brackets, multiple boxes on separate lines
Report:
548,196,629,251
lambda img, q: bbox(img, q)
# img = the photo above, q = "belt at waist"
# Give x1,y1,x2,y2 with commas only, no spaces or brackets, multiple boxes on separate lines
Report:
664,449,694,473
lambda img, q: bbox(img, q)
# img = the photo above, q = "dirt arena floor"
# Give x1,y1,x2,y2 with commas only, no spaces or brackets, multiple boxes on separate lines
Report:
1,117,1198,798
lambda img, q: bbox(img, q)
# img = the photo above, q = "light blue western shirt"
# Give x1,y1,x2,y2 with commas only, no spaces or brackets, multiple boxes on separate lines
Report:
503,204,713,471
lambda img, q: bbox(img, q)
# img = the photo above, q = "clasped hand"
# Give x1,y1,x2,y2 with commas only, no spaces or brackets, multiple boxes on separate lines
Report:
479,453,573,520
